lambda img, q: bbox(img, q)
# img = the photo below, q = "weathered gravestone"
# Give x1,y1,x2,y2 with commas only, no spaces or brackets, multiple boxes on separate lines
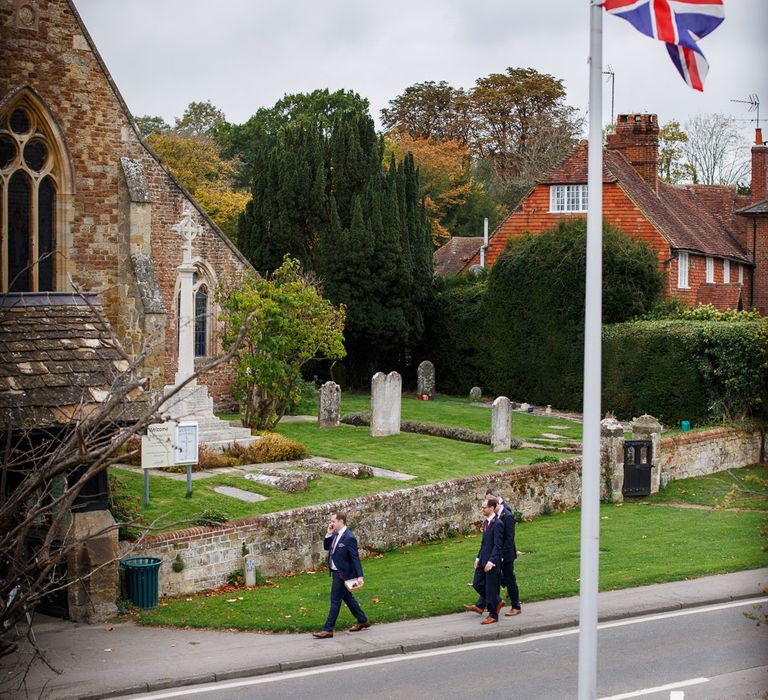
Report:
371,371,401,436
491,396,512,452
469,386,482,402
416,360,435,398
319,381,341,428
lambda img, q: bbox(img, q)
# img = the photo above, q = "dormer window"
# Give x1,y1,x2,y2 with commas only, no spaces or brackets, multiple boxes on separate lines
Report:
549,184,588,213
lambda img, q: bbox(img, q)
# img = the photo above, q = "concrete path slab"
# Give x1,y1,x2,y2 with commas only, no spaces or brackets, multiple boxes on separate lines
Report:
213,486,269,502
371,467,417,481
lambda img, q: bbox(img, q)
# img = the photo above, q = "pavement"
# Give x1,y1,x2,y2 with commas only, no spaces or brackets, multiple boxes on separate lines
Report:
3,568,767,700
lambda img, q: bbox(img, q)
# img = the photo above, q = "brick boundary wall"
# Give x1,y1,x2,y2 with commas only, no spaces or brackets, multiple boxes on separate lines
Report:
128,426,764,597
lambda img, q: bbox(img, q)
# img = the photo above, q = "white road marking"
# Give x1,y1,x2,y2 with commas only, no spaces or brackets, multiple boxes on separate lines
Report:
598,676,708,699
125,597,767,699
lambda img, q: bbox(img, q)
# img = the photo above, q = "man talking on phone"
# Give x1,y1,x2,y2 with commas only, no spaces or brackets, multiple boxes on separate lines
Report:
312,511,371,638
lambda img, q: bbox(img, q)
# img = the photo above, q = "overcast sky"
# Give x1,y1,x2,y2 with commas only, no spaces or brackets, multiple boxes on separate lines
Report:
74,0,767,138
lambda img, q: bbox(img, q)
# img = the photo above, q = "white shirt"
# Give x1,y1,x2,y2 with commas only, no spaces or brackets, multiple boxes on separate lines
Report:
330,526,347,571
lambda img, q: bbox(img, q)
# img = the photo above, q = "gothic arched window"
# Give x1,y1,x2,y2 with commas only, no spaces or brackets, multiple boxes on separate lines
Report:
1,104,58,292
194,283,209,358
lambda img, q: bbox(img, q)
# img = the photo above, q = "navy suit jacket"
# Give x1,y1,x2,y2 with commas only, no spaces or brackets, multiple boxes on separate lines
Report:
324,529,364,580
493,509,517,561
476,516,500,568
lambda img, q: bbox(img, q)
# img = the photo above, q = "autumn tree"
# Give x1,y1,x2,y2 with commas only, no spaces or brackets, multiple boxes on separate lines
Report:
386,133,499,243
146,130,249,242
218,257,346,430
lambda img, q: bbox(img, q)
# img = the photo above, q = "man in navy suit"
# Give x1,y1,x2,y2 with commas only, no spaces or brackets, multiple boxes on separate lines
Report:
487,489,521,616
312,511,370,639
464,497,503,625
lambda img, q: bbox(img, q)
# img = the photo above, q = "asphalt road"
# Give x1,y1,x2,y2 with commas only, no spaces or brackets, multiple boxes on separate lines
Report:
118,599,768,700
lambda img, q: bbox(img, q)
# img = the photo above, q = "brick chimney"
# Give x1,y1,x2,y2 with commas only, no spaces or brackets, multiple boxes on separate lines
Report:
751,127,767,203
606,114,659,192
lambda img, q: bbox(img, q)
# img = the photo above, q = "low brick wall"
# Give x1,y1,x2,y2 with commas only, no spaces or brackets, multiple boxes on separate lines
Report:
133,459,584,597
659,427,764,481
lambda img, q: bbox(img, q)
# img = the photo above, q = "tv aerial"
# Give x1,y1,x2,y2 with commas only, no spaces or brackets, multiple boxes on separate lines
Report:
730,94,764,128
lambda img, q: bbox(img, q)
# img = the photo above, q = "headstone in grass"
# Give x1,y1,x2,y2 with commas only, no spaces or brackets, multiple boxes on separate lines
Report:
416,360,435,399
371,371,401,437
491,396,512,452
319,381,341,428
469,386,482,402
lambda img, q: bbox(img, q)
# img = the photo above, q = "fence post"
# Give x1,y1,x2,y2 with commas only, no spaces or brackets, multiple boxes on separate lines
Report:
631,414,662,493
600,417,625,503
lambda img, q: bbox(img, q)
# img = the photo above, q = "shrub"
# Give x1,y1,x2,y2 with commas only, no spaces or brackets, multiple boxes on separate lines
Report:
195,508,228,526
227,568,245,587
483,219,662,409
603,319,768,423
285,377,318,415
227,433,307,464
161,444,239,473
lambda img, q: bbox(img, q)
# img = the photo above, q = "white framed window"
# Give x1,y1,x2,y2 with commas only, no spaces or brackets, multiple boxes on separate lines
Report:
705,257,714,283
549,184,588,213
723,259,730,283
677,252,689,289
738,264,744,284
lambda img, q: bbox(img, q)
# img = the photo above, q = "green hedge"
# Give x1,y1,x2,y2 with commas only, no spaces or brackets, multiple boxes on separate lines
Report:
603,320,768,424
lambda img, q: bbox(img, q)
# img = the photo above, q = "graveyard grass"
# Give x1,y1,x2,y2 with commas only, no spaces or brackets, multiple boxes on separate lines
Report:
115,394,582,528
138,466,767,631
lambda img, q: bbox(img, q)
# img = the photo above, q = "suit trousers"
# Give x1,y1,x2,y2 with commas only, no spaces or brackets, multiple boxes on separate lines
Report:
499,558,520,609
323,570,367,631
472,565,501,619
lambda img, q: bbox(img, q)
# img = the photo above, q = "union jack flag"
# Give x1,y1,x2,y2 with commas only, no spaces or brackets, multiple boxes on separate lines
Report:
598,0,725,91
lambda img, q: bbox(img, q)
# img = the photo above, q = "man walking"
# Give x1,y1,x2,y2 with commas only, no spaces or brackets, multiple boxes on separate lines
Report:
312,511,370,639
490,492,522,617
464,497,503,625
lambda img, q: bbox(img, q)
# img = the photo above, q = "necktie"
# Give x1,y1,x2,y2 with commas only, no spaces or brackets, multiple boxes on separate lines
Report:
483,520,488,533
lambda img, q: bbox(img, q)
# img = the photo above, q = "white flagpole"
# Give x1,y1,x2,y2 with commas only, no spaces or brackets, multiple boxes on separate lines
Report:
578,3,603,699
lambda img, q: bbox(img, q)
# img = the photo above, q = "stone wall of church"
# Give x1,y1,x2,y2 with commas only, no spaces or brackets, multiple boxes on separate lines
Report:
1,0,250,405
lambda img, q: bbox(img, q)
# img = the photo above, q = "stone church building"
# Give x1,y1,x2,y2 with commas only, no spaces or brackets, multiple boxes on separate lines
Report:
1,0,251,403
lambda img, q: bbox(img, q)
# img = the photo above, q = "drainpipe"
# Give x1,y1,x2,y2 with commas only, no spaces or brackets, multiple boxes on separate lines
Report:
480,217,489,267
750,219,756,308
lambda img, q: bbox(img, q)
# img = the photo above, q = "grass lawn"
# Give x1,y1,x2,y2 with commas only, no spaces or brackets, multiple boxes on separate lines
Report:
648,465,768,511
118,394,582,529
138,495,767,631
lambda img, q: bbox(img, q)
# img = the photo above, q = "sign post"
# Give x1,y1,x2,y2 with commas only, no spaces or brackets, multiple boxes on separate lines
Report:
141,422,176,506
175,421,199,497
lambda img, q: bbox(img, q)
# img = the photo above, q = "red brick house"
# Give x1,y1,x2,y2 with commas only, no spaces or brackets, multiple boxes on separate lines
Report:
455,113,768,314
1,0,252,403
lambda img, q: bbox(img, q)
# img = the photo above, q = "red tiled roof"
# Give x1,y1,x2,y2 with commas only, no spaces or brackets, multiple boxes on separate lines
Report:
603,150,751,262
695,283,744,311
537,142,617,185
433,237,484,276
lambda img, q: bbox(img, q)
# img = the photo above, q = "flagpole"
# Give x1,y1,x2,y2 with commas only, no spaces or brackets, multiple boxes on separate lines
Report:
578,3,603,699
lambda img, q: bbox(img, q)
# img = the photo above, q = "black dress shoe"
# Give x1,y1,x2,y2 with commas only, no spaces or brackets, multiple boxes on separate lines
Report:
349,620,371,632
312,630,334,638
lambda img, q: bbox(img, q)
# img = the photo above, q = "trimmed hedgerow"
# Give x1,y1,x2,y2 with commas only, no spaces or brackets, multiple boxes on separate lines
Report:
340,412,523,448
603,319,768,424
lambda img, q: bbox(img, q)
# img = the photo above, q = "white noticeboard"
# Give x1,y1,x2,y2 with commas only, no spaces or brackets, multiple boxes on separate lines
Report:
141,422,176,469
175,421,199,465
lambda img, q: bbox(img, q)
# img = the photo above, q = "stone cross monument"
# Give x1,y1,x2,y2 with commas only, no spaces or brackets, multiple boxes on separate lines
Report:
171,205,202,385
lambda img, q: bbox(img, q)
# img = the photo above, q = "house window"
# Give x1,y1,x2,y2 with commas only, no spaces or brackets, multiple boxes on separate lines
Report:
677,252,689,289
549,184,588,213
723,259,730,283
1,105,57,292
705,257,714,283
738,264,744,284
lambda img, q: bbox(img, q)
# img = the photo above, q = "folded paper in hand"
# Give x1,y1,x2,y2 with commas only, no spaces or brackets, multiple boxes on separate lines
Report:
344,577,363,592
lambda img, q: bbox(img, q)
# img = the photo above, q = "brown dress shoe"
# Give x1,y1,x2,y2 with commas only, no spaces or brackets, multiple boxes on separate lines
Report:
463,604,484,614
312,630,334,638
505,607,522,617
349,620,371,632
480,616,498,625
496,600,505,615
